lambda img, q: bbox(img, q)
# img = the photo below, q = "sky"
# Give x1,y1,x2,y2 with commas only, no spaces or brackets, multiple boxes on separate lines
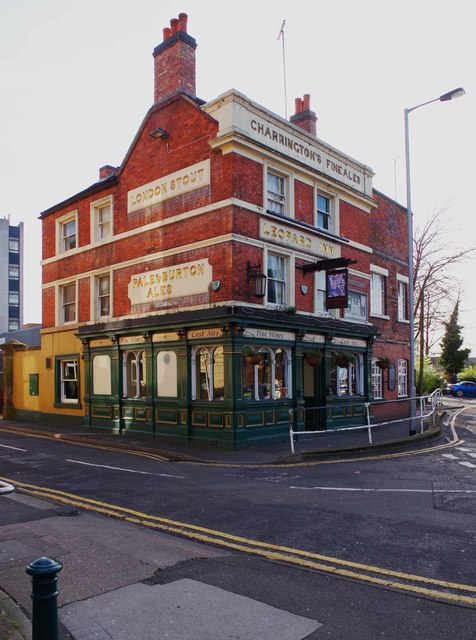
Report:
1,0,475,353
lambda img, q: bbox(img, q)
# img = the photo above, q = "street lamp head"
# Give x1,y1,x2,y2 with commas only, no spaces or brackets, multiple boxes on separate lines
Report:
439,87,465,102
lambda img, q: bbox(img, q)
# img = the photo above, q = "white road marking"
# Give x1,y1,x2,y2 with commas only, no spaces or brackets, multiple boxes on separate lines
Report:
457,461,476,468
0,444,27,452
66,459,184,478
441,454,459,459
290,486,476,493
467,453,476,459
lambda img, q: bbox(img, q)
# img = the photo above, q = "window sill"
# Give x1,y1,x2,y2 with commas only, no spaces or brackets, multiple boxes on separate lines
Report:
54,402,82,409
397,318,410,324
370,313,390,321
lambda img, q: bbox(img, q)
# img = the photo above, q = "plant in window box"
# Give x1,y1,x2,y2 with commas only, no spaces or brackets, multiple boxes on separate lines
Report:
303,348,323,366
334,351,354,367
376,356,391,369
242,347,263,365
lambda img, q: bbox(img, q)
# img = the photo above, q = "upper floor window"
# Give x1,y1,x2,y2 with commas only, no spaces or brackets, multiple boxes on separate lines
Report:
316,193,331,231
8,292,19,306
60,282,77,324
96,273,111,319
267,254,287,306
92,198,113,243
57,213,78,254
398,280,409,321
267,170,286,215
8,265,19,279
370,271,386,317
9,238,20,252
315,271,327,314
8,321,19,332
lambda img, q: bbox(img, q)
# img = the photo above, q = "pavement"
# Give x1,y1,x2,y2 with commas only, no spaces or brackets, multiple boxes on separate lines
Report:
0,402,456,639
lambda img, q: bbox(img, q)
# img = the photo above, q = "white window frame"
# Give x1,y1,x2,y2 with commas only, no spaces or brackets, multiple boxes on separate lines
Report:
266,251,291,308
372,360,383,399
191,345,224,401
370,266,388,318
397,275,409,322
58,281,77,325
397,359,408,397
315,270,329,315
265,165,293,217
58,358,79,404
93,271,112,321
316,191,332,231
91,196,113,244
241,346,292,401
122,350,147,398
56,211,78,254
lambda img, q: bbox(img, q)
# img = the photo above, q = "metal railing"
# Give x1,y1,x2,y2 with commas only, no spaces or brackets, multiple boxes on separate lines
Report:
288,389,442,454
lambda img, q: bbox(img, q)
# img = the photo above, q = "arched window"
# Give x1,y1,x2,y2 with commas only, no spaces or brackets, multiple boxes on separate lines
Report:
123,350,147,398
329,352,364,397
242,346,291,400
191,346,225,401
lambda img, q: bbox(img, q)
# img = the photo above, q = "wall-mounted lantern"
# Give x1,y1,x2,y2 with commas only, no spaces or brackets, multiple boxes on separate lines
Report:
246,261,267,298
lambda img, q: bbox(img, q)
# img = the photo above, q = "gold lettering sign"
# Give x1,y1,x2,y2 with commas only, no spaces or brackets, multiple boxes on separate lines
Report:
128,259,212,306
260,220,336,258
128,160,210,213
188,328,223,339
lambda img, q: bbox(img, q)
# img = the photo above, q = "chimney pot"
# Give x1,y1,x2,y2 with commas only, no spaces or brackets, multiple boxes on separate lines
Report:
289,94,317,136
153,13,197,103
178,13,188,32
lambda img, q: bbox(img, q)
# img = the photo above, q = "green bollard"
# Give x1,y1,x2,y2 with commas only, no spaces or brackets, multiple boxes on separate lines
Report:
26,556,63,640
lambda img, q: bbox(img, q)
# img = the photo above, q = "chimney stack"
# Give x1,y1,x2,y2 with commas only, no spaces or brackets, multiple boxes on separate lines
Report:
153,12,197,103
290,94,317,136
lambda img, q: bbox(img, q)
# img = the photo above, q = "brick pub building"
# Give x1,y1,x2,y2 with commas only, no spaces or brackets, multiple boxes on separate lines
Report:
8,13,411,449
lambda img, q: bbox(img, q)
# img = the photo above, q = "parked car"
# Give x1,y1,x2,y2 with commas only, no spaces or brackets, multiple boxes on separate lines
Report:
447,381,476,397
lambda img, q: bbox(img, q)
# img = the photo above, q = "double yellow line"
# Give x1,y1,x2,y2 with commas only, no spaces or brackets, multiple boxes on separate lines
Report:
3,477,475,607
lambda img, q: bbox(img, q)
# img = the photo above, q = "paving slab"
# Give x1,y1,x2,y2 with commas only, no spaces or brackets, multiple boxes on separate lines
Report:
60,578,322,640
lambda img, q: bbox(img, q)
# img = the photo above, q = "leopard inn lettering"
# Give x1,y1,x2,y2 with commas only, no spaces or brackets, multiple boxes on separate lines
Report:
260,220,335,257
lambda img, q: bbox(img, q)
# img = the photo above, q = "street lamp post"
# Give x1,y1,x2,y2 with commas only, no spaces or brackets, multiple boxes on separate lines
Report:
404,87,465,434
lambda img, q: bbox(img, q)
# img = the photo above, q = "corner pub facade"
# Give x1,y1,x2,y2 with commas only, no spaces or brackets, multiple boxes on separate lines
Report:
9,12,411,449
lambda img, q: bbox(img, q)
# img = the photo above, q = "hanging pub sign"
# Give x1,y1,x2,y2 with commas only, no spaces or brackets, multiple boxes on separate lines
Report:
326,268,348,309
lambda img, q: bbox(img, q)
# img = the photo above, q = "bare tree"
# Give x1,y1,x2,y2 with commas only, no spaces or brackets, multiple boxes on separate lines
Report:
413,205,475,394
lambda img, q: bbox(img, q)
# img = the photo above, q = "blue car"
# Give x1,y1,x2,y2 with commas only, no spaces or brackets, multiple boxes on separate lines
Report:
447,381,476,397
